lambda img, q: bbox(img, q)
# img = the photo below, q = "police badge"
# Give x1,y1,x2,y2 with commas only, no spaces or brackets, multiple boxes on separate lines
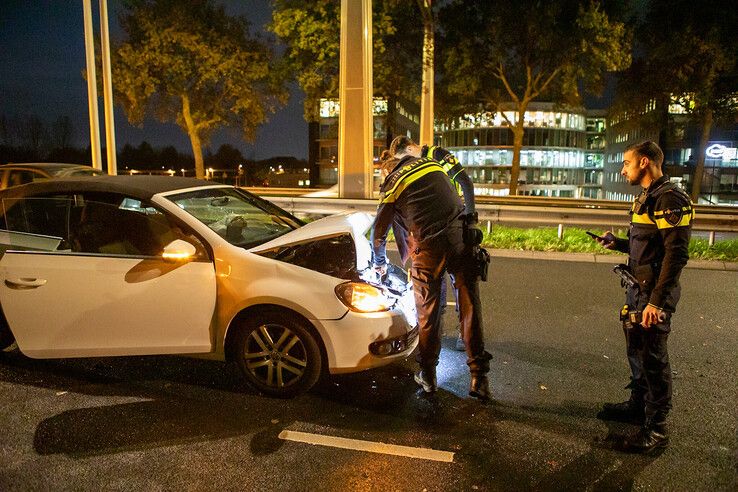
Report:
663,208,683,226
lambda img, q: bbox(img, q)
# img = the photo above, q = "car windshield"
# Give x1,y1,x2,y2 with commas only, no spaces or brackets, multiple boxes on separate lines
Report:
167,187,303,248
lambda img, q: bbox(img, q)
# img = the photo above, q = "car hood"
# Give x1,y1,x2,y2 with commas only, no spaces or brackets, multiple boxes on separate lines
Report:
249,211,374,273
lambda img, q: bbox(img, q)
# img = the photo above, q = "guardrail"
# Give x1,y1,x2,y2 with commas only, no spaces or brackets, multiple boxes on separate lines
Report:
253,193,738,244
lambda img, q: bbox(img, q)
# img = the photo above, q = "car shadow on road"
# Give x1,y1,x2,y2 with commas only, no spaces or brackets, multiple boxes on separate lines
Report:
2,344,664,490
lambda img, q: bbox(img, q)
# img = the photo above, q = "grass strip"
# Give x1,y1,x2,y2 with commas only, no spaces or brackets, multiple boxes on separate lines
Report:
482,226,738,262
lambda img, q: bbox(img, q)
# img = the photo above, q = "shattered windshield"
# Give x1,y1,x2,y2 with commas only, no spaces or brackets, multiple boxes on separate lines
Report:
167,187,302,248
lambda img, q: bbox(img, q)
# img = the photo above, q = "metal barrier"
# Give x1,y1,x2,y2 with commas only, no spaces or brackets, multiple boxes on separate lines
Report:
243,189,738,244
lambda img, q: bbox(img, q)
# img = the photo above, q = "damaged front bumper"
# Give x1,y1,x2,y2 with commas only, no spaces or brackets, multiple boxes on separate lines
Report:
369,325,419,356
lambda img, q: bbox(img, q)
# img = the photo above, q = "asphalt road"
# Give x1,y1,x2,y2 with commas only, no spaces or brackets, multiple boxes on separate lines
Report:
1,257,736,491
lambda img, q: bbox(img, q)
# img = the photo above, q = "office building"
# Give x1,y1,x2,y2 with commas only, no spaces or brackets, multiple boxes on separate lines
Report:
435,102,605,198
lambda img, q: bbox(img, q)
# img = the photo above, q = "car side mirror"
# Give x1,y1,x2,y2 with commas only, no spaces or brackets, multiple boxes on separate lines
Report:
162,239,197,262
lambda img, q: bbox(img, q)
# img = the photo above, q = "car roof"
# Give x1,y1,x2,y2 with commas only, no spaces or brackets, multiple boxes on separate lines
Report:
0,175,224,201
0,162,93,171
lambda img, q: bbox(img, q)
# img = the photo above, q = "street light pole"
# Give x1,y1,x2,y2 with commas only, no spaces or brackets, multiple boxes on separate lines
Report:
82,0,102,170
418,0,434,147
338,0,373,199
99,0,117,175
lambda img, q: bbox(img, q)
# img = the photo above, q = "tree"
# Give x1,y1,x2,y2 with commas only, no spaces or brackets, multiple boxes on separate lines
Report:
614,0,738,202
50,116,75,150
440,0,631,195
206,143,244,170
112,0,287,178
270,0,423,146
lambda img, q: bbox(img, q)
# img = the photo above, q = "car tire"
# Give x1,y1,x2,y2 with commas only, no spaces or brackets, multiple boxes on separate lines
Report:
0,307,15,351
233,309,322,398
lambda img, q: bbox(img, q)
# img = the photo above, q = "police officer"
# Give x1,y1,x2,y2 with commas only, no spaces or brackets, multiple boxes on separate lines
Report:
388,137,478,351
595,141,693,453
371,138,491,400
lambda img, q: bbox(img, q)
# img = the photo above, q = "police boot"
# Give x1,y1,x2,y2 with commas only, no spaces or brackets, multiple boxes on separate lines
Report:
623,414,669,454
598,399,645,425
469,374,491,401
414,367,437,394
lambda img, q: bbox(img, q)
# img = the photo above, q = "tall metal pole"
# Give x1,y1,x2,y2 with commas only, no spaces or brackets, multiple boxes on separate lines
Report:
99,0,117,175
418,0,434,147
338,0,373,199
82,0,102,170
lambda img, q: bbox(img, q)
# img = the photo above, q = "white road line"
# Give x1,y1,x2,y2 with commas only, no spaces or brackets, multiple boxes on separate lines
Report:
278,430,454,463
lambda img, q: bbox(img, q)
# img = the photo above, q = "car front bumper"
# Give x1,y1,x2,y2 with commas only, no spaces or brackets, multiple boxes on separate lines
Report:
316,308,418,374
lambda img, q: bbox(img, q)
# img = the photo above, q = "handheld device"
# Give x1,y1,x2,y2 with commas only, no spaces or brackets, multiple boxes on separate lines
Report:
586,231,605,241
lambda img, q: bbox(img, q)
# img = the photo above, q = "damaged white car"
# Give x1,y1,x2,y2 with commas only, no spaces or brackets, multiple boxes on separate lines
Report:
0,176,417,397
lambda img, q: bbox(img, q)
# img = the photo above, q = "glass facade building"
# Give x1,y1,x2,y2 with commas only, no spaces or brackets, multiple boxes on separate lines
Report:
311,98,419,186
436,103,605,198
604,96,738,205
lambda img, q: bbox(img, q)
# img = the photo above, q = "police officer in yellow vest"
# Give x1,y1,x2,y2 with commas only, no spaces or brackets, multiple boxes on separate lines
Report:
371,137,491,400
386,138,477,351
594,141,693,453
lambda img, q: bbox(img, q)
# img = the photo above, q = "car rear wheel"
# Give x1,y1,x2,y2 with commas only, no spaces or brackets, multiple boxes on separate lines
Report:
233,310,322,398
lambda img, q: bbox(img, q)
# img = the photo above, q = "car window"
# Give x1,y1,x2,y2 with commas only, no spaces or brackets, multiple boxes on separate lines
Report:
0,195,207,259
167,187,301,248
7,170,46,187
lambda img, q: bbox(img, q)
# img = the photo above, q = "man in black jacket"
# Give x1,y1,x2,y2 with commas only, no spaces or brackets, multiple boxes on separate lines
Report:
371,142,491,400
387,137,477,352
595,141,693,453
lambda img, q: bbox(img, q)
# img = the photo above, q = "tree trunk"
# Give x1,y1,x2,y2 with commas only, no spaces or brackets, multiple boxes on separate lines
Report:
690,108,714,203
385,94,397,149
509,117,525,196
181,95,205,179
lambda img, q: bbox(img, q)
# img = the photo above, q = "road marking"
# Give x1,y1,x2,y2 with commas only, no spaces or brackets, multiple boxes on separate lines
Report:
278,430,454,463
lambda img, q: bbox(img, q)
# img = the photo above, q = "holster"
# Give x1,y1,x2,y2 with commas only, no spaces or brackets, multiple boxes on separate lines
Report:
631,263,660,291
475,247,491,281
619,304,642,330
463,225,483,246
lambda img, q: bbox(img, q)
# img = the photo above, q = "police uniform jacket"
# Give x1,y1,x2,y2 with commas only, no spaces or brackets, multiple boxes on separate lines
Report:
371,155,463,267
422,145,476,215
612,175,693,312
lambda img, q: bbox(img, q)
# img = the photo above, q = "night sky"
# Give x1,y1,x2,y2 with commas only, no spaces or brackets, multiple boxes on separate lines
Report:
0,0,309,160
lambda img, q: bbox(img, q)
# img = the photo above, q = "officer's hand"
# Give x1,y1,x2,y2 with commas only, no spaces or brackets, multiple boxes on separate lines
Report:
374,263,387,277
641,304,665,329
596,231,617,250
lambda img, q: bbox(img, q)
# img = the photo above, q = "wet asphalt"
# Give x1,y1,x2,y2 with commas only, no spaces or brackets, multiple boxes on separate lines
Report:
0,257,736,491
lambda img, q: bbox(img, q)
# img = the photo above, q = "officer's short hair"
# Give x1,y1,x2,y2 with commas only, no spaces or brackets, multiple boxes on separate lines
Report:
626,141,664,167
389,136,416,156
379,150,399,178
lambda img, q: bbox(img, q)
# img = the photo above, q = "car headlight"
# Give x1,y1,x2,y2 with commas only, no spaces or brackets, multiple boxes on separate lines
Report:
335,282,394,313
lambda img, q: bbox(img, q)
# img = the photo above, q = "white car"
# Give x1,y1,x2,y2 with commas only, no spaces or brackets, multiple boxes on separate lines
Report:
0,176,417,397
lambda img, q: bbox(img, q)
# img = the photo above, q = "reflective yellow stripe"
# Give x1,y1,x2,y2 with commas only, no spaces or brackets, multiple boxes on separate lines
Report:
381,164,446,203
655,210,694,229
631,213,655,225
653,206,692,217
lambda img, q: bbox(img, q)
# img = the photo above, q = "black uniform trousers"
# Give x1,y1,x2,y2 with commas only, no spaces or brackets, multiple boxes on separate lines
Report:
409,221,491,374
624,287,672,420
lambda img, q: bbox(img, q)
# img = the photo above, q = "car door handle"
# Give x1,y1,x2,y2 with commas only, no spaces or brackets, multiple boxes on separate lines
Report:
5,278,47,289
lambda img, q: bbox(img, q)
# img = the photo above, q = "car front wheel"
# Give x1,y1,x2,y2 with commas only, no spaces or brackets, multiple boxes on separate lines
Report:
234,310,322,398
